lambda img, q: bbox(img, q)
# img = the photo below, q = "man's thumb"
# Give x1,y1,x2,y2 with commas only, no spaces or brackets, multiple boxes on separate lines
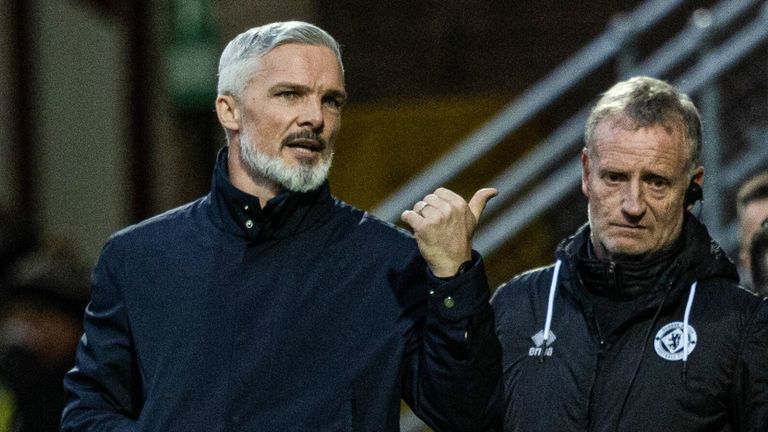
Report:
468,188,498,221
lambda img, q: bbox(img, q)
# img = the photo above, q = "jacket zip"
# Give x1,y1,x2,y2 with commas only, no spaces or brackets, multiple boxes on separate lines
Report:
586,319,605,431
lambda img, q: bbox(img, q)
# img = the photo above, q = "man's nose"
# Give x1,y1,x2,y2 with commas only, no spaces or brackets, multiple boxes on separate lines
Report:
622,182,647,218
298,98,324,131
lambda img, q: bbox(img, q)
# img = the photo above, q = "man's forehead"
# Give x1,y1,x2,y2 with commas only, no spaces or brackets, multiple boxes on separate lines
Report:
742,199,768,225
597,114,685,137
254,43,341,72
740,200,768,251
593,117,689,158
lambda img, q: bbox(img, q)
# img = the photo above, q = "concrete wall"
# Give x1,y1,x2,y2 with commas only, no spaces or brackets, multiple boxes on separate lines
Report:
0,0,13,209
31,0,130,264
1,0,322,264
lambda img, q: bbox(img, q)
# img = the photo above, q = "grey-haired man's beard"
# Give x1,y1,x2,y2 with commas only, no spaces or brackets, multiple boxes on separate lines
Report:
238,129,333,193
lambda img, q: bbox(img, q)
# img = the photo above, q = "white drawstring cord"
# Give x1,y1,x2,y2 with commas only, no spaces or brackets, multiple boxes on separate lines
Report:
543,260,562,345
682,281,697,362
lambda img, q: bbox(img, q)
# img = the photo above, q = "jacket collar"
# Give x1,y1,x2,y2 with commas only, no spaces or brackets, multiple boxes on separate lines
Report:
208,147,336,241
557,213,738,304
575,228,684,300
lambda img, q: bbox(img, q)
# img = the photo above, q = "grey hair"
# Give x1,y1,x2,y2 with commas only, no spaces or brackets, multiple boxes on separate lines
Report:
584,76,702,172
217,21,343,98
737,171,768,216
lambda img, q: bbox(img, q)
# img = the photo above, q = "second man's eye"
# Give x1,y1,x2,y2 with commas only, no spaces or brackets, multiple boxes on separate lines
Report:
649,178,669,190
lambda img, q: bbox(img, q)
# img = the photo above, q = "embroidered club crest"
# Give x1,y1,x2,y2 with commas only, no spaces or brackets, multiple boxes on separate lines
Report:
654,321,697,361
528,330,556,357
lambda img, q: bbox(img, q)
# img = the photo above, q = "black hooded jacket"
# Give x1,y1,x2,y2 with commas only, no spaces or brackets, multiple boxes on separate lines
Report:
490,215,768,431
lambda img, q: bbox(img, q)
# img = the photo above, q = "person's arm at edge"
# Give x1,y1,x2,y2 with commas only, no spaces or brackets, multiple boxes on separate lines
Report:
732,296,768,431
60,239,140,432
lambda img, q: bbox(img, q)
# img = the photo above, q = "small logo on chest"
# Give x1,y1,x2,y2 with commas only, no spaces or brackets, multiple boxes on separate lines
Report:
528,330,556,357
654,321,697,361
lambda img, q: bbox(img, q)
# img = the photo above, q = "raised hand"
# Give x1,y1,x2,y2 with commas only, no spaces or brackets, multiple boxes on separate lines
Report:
401,187,497,277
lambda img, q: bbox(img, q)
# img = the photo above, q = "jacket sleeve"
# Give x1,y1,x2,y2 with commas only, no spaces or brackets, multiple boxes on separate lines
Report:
399,251,502,432
60,240,141,431
732,297,768,431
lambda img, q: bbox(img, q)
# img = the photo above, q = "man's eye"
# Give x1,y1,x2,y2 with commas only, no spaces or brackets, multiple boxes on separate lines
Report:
606,173,622,182
323,97,343,109
277,91,298,100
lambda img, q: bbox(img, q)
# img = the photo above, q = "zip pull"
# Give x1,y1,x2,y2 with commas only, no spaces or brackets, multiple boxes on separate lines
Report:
607,261,617,289
594,319,605,356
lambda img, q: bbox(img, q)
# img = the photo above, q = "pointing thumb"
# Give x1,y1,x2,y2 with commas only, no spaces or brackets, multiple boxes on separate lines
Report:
468,188,498,222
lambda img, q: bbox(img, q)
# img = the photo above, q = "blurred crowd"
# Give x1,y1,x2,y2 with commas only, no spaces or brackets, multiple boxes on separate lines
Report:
0,209,89,432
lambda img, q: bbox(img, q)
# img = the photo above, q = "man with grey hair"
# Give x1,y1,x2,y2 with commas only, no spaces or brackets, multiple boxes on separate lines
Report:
750,218,768,296
489,76,768,431
736,171,768,290
61,21,501,431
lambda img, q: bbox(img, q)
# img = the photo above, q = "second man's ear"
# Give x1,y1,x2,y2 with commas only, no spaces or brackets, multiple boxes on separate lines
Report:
580,148,591,198
215,95,241,132
684,167,705,209
683,180,703,208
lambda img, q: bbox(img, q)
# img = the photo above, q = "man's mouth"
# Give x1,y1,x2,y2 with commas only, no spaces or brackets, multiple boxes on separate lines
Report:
612,223,646,232
285,138,325,153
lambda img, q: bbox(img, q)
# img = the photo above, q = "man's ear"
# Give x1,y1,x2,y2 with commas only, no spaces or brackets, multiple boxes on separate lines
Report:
216,95,241,132
692,166,704,187
683,166,705,210
581,147,591,198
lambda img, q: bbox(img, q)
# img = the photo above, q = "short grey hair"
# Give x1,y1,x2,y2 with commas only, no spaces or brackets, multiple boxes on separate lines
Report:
737,172,768,217
584,76,702,172
217,21,343,98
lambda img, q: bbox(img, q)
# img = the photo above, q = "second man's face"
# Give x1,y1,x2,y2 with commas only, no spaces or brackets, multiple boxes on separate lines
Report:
237,43,347,176
582,117,699,259
738,199,768,275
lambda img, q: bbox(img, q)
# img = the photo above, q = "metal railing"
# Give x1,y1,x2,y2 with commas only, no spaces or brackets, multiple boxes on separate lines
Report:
373,0,686,222
375,0,768,260
475,0,768,255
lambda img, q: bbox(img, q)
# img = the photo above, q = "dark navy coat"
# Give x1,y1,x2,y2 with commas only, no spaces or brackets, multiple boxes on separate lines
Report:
61,151,500,432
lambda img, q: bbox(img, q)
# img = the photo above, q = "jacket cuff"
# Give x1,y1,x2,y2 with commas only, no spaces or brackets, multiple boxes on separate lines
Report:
427,251,491,321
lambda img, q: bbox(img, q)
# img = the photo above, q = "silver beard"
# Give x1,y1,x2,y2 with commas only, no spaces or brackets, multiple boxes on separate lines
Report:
238,128,333,193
